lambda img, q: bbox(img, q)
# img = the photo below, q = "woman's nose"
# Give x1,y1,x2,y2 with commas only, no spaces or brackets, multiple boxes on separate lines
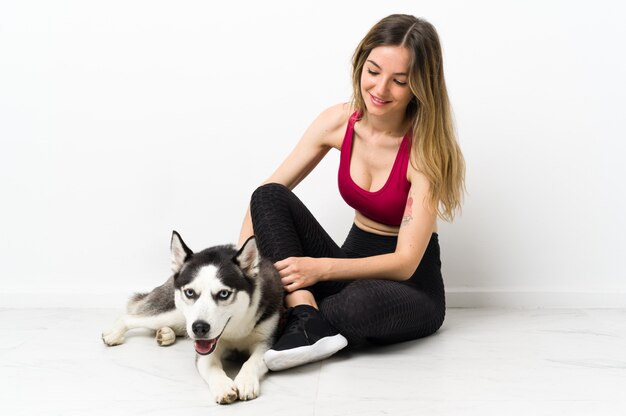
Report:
373,78,390,96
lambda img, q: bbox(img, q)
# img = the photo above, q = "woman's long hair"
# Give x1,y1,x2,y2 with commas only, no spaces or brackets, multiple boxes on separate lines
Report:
351,14,465,222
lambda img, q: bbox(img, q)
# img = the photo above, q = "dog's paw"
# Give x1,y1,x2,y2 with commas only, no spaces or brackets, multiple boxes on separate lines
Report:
156,327,176,346
209,376,238,405
102,325,126,346
234,372,260,401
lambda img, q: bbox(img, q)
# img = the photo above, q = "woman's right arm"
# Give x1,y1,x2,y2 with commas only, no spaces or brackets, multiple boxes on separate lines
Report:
237,103,351,247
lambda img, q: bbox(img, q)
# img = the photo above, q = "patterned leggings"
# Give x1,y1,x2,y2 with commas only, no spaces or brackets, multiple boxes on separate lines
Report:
250,183,446,347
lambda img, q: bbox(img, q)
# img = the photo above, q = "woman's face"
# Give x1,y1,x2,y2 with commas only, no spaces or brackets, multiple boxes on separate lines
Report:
360,45,414,119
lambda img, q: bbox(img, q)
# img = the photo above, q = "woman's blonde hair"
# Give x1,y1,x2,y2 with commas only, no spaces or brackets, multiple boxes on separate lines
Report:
351,14,465,222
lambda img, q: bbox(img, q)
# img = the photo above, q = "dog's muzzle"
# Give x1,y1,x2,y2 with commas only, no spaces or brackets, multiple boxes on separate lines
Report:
191,318,230,356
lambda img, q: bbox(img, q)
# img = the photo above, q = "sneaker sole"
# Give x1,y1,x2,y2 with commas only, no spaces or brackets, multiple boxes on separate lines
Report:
264,333,348,371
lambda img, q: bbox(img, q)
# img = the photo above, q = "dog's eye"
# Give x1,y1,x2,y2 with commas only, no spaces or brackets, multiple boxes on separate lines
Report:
184,289,196,299
217,290,231,300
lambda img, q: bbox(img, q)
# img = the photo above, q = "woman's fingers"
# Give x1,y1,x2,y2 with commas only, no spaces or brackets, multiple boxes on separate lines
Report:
274,257,311,292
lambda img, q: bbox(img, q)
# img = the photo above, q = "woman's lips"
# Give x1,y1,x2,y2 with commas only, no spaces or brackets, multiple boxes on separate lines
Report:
369,93,391,106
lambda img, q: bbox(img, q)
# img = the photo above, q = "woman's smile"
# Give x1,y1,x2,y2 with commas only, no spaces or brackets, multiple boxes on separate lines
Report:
369,93,392,106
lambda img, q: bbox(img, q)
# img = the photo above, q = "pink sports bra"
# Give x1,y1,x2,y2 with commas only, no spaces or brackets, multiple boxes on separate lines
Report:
338,112,412,226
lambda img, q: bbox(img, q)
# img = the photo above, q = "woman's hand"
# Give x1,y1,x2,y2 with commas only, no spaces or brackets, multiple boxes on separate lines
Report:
274,257,326,292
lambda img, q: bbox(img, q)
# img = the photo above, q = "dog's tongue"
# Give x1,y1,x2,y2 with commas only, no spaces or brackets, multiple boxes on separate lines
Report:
194,339,218,355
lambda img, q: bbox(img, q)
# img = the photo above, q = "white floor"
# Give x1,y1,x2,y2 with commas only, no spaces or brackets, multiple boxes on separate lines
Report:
1,308,625,416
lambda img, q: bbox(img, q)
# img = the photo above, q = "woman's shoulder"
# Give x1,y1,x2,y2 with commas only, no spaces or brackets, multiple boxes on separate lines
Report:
319,102,355,121
306,102,355,149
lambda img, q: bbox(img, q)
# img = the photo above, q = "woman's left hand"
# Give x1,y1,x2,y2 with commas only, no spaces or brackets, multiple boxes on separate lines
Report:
274,257,325,292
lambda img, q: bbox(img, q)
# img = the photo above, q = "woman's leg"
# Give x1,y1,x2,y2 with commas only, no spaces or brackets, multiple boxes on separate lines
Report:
250,182,344,262
250,182,350,299
249,183,348,370
319,279,445,346
324,226,446,347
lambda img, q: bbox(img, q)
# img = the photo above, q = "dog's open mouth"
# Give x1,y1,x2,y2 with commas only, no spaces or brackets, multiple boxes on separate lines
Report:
193,318,230,356
194,337,219,355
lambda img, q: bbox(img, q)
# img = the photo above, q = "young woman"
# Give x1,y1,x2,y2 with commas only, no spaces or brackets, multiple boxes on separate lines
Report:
238,14,465,371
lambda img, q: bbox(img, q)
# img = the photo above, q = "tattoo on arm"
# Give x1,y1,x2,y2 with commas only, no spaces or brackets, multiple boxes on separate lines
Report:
401,196,413,226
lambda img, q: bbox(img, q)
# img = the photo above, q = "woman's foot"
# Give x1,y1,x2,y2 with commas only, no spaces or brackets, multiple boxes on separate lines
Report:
264,305,348,371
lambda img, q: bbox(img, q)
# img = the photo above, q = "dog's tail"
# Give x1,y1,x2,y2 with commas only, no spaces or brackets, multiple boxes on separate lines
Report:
126,276,176,316
127,292,149,314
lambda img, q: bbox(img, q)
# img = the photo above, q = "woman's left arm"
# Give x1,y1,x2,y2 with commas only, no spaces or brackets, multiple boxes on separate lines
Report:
276,169,436,292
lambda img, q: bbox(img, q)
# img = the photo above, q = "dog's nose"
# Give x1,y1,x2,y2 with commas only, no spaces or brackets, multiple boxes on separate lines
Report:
192,321,210,337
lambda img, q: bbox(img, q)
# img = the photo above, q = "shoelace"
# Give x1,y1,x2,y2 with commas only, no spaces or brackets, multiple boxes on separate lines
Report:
283,310,312,337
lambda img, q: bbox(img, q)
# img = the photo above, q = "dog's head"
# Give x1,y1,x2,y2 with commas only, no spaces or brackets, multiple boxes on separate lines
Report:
170,231,261,356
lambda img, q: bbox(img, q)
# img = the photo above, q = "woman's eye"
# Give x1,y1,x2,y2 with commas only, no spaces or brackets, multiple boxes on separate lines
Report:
367,69,378,75
394,79,407,86
217,290,231,300
184,289,196,299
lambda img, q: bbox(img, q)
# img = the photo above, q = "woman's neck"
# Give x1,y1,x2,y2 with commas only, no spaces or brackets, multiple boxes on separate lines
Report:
361,110,408,139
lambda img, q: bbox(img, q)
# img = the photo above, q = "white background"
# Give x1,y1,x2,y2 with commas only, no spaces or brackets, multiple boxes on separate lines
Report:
1,0,625,307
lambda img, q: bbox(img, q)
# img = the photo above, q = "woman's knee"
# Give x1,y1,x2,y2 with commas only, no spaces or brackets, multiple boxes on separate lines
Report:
250,183,292,222
251,182,290,205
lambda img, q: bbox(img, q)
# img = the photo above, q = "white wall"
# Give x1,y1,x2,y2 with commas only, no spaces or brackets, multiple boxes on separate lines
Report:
1,0,624,308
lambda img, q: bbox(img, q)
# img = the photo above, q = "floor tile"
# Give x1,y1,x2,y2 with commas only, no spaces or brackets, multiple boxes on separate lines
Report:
0,308,624,415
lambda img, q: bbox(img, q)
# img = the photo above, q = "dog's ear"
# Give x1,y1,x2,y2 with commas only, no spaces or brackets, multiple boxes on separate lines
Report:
234,236,260,277
171,231,193,274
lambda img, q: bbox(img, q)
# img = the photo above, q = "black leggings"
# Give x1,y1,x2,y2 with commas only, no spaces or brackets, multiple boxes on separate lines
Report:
250,183,446,347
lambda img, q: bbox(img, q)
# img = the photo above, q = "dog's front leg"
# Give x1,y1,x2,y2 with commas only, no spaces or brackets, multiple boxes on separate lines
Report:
196,349,238,405
234,343,269,401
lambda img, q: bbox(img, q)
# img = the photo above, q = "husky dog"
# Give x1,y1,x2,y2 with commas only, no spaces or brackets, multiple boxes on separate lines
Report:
102,231,283,404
